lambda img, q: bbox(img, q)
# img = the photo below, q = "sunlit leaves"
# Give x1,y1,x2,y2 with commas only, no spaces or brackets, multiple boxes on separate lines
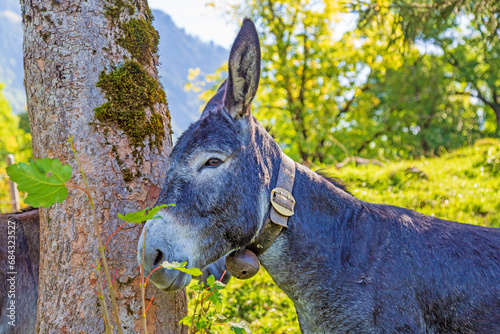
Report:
180,270,246,333
192,0,495,165
229,321,251,334
117,204,175,223
6,158,72,208
160,261,203,277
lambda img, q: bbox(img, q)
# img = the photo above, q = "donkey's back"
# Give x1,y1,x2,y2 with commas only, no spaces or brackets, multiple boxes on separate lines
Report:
355,203,500,333
0,208,39,334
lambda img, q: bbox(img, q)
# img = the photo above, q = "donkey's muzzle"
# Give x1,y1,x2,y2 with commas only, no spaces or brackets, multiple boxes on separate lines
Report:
137,216,191,292
138,243,190,291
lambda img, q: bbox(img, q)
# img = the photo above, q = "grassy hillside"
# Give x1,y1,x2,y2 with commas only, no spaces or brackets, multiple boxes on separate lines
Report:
211,139,500,333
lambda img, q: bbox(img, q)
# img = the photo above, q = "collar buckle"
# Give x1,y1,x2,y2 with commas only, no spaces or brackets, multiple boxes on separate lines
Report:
270,187,295,217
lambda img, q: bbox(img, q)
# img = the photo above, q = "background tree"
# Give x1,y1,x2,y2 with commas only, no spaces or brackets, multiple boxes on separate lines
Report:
352,0,500,41
194,0,487,165
0,85,31,212
354,52,482,158
196,0,378,164
352,0,500,135
21,0,186,332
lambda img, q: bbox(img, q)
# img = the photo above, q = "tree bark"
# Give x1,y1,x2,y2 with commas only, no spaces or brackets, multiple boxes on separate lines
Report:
21,0,187,333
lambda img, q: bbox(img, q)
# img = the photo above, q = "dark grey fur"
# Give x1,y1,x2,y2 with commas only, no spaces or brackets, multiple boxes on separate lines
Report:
0,208,39,333
138,18,500,333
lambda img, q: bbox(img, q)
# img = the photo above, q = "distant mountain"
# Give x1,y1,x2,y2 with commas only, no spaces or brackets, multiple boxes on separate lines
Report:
152,10,227,136
0,2,227,136
0,2,25,114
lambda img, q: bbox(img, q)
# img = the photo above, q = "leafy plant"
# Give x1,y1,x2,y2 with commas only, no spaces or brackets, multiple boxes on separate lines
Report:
180,269,250,334
0,86,32,213
6,157,72,208
117,204,174,223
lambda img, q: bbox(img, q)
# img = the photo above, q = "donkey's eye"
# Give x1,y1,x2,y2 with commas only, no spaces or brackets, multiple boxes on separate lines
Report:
204,158,222,168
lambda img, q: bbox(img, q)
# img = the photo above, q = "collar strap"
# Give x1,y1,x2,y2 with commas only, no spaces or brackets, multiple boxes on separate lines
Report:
248,152,296,256
225,152,296,279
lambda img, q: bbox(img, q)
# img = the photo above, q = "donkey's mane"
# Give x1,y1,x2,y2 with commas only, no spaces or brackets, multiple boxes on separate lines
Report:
315,170,352,195
19,206,37,213
0,206,38,217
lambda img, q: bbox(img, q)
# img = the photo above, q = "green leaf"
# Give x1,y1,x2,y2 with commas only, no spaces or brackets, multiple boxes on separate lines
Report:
179,316,192,326
214,314,227,321
209,289,224,311
160,260,203,277
177,267,203,276
161,261,187,269
6,158,72,208
214,280,226,289
207,275,215,287
229,321,251,333
117,204,175,223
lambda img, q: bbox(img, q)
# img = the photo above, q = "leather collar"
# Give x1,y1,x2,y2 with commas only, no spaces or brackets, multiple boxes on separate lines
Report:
225,152,296,279
248,152,296,255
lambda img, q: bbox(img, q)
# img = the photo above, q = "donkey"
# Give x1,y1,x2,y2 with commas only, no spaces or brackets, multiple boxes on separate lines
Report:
138,19,500,333
0,208,39,334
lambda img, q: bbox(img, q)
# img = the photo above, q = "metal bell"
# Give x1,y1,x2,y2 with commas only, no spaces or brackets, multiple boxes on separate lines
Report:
225,249,260,279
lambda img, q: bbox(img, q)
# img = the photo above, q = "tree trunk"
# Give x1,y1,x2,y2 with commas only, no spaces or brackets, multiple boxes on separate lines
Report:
494,105,500,137
21,0,187,333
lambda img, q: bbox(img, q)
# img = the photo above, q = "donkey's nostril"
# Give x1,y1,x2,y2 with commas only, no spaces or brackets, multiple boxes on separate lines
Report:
153,250,164,266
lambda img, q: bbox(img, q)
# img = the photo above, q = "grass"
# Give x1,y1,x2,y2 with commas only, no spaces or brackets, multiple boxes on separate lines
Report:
337,138,500,228
208,138,500,333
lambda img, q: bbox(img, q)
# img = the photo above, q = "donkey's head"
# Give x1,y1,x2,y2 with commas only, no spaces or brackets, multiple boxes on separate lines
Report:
138,19,281,291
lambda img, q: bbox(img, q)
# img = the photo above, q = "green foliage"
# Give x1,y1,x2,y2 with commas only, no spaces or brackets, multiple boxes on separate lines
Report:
356,52,482,158
117,204,175,223
182,272,250,334
228,321,251,334
0,88,32,161
234,0,359,164
352,0,500,136
6,158,72,208
193,0,496,165
352,0,500,42
334,140,500,227
0,86,32,212
18,111,31,134
220,270,299,333
160,261,203,277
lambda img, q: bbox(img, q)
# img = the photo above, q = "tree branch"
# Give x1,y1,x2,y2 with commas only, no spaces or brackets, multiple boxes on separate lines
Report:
334,79,372,123
356,128,387,154
454,90,497,112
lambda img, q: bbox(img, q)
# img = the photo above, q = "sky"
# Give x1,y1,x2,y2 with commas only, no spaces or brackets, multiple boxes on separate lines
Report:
148,1,359,49
148,0,239,49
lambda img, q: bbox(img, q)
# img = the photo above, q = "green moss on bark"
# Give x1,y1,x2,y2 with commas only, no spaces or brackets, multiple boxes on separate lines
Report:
95,0,168,183
95,60,166,151
117,18,159,65
105,0,135,20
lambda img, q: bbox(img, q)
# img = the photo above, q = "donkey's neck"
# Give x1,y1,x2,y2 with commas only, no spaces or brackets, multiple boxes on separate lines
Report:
258,163,365,332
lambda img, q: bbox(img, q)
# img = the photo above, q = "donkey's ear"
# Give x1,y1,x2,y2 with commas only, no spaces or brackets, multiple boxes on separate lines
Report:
224,18,261,119
201,79,227,118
